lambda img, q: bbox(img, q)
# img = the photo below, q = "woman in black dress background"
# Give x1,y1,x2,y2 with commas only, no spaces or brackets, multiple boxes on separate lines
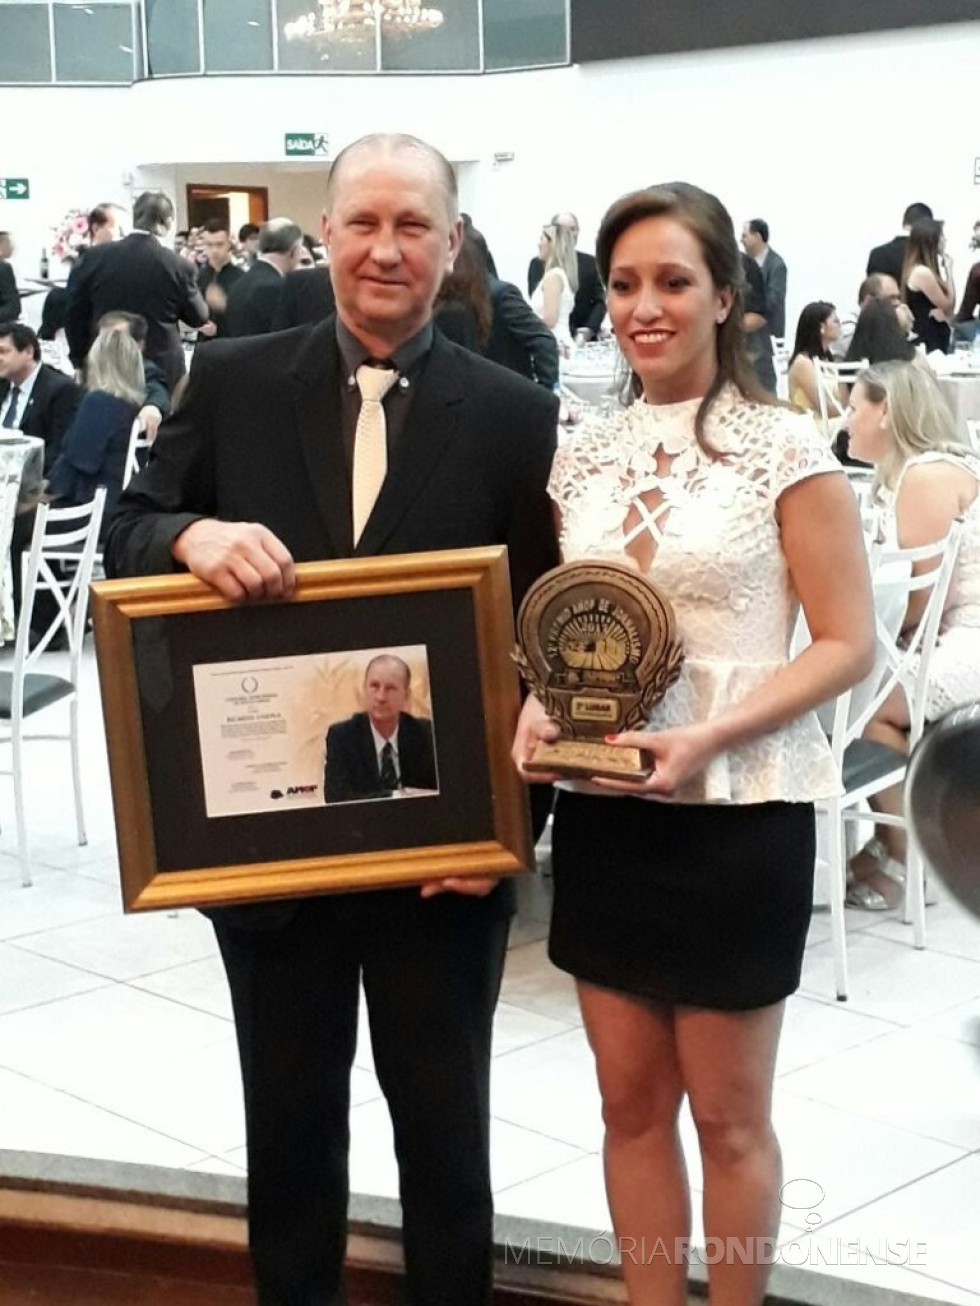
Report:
902,218,955,354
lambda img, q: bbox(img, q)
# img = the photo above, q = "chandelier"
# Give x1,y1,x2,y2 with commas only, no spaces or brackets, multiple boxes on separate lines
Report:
284,1,445,46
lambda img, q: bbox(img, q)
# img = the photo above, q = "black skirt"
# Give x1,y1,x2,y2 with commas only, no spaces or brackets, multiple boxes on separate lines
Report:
549,791,815,1011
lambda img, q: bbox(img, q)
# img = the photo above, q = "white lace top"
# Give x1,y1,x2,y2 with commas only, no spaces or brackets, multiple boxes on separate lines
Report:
549,385,843,804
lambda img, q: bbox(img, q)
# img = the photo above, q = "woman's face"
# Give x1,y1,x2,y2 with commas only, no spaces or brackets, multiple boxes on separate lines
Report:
605,215,732,404
847,381,891,463
820,310,841,348
538,231,552,263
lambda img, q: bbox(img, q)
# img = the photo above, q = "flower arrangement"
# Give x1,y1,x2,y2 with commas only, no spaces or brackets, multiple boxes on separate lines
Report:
51,208,91,263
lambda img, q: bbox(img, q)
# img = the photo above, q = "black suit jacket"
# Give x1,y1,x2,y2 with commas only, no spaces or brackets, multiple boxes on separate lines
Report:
65,233,208,391
0,364,82,472
0,260,21,321
527,249,605,337
223,259,287,338
486,277,559,389
324,712,437,804
866,236,907,284
270,266,336,331
104,320,558,924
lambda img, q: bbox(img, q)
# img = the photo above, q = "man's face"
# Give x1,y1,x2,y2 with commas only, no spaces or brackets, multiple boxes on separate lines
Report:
875,275,902,309
363,659,410,732
322,149,461,351
0,336,35,385
741,224,763,258
203,229,233,269
243,234,260,257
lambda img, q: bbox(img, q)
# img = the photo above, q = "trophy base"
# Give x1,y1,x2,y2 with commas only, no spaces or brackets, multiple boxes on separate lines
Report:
526,739,653,782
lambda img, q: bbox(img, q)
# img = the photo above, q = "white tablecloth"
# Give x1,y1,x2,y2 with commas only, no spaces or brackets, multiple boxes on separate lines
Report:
937,373,980,447
0,433,46,644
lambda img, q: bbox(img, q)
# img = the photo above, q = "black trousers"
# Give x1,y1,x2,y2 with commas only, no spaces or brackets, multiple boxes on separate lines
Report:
213,888,511,1306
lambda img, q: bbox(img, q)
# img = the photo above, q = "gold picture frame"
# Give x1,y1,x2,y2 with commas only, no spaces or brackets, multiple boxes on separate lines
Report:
91,546,532,912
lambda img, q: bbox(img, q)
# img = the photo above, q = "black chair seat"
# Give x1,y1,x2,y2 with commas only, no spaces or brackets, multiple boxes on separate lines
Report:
843,737,906,793
0,670,74,718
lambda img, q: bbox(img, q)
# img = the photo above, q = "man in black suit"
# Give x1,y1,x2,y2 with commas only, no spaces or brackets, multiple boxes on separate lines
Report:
223,218,304,337
741,252,776,394
867,201,933,284
0,322,81,472
195,218,245,340
105,132,558,1306
270,263,336,330
65,190,208,393
325,654,437,803
527,211,606,338
0,232,21,322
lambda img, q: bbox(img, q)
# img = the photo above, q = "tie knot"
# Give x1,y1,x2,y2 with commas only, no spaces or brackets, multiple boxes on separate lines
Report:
356,365,397,404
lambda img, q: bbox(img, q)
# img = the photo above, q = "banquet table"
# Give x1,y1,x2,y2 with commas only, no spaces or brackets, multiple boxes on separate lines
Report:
559,341,620,409
0,433,45,644
937,371,980,447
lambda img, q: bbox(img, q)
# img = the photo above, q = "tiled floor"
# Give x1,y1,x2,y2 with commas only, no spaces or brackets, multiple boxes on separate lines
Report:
1,646,979,1304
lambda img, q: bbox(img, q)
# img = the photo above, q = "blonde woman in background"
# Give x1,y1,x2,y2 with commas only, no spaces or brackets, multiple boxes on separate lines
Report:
845,360,980,909
531,222,578,347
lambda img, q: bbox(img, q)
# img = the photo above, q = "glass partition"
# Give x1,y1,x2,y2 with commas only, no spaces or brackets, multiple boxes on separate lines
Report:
53,1,135,83
380,0,480,73
483,0,567,70
203,0,272,73
145,0,201,76
277,0,378,73
0,1,52,83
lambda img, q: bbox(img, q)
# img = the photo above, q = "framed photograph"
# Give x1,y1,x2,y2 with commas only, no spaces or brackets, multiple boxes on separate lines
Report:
90,546,533,912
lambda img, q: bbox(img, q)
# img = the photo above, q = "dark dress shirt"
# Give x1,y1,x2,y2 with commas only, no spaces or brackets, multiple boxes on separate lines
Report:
197,260,245,338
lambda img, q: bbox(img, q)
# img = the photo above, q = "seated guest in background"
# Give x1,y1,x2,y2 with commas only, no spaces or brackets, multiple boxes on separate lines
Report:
237,222,260,266
469,227,558,390
0,231,21,322
787,301,840,415
324,655,437,805
903,218,955,354
836,273,914,358
433,233,492,353
97,310,171,440
867,201,933,284
223,218,304,338
530,222,577,348
953,257,980,345
528,212,605,340
845,361,980,909
845,299,917,368
196,218,245,340
0,322,81,471
46,326,144,539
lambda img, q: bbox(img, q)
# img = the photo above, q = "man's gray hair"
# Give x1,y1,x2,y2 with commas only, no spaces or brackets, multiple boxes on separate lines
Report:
132,191,174,236
259,218,303,256
326,133,458,221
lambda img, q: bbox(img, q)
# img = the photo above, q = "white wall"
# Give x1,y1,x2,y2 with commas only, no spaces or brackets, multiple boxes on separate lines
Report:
0,19,977,336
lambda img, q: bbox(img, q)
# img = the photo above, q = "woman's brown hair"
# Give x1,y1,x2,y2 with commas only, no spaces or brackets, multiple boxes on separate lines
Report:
596,182,773,440
435,233,493,346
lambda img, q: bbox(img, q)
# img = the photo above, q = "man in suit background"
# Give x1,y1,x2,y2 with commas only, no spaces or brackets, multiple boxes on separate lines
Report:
740,252,776,394
223,218,304,337
65,190,208,393
741,217,787,339
270,262,336,330
0,322,81,471
0,232,21,322
105,132,558,1306
324,654,437,803
527,210,606,339
867,201,933,284
195,217,245,340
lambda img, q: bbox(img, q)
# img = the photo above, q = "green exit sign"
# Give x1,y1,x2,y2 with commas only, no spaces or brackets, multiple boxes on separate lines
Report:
0,178,30,200
285,133,329,158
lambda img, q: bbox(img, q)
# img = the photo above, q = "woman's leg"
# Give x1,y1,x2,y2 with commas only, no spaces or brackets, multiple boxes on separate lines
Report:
849,685,911,904
577,982,687,1306
677,1002,785,1306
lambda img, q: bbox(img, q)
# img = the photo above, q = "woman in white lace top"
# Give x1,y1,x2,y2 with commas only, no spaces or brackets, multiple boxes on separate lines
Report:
512,184,873,1306
846,361,980,909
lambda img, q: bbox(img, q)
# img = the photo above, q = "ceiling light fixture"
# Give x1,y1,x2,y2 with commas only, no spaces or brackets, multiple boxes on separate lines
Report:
284,1,444,47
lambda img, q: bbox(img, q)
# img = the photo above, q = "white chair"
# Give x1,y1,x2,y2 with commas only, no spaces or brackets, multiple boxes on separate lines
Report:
820,520,963,1000
0,488,106,887
771,336,791,400
813,357,866,444
966,419,979,454
123,418,151,489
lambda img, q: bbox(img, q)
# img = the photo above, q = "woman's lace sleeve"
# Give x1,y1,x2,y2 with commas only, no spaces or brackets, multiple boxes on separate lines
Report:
768,409,842,504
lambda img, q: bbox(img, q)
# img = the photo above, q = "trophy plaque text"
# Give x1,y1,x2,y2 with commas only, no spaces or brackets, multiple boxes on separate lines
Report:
514,560,684,781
